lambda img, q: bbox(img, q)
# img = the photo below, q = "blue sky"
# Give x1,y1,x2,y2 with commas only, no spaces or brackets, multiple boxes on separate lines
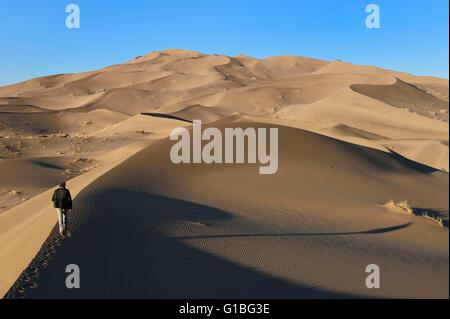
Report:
0,0,448,86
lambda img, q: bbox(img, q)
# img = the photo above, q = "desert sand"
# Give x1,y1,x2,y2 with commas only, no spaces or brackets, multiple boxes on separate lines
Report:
0,49,448,298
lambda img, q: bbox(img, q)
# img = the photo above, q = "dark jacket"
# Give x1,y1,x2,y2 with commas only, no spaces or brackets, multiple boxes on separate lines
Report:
52,187,72,210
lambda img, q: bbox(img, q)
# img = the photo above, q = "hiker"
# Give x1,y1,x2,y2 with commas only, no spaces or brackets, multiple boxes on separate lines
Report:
51,182,73,237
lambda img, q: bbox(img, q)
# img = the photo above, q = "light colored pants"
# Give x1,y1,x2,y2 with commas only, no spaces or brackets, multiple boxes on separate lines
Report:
56,208,67,234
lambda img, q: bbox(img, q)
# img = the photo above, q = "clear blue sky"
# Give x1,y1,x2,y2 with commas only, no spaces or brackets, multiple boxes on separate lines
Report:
0,0,448,86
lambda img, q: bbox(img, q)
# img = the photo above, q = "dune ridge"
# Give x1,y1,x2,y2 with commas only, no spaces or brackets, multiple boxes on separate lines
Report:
5,123,449,298
0,49,448,298
1,49,447,171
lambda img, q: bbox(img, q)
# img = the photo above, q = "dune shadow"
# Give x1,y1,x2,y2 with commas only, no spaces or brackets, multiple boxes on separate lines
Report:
30,160,65,170
387,150,438,173
141,112,193,123
7,189,381,299
175,223,412,240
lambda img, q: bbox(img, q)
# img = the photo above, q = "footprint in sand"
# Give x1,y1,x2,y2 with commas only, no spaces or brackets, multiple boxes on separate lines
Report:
27,282,38,289
186,221,212,227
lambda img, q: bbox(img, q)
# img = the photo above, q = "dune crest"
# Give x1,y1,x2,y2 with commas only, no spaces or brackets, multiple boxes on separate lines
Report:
0,49,448,298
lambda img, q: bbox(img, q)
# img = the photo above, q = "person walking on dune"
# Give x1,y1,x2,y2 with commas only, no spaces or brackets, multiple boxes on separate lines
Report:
52,182,73,237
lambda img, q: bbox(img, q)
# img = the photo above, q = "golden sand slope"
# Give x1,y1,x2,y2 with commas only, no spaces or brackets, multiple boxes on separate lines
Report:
0,115,189,297
0,49,447,171
0,49,448,298
4,122,448,298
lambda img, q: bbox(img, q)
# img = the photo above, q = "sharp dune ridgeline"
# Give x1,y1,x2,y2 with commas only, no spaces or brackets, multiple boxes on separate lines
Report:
0,49,448,298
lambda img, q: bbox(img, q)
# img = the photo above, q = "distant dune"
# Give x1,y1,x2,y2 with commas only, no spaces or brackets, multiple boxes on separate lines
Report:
0,49,448,298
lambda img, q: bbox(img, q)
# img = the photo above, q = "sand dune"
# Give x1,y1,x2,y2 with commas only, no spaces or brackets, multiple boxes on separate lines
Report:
0,49,448,298
5,123,448,298
0,108,128,136
0,137,158,296
274,86,448,170
0,156,98,213
351,78,449,121
169,105,228,123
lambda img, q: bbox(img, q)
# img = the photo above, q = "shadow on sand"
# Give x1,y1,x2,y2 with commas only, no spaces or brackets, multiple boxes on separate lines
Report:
175,223,412,240
141,112,193,123
7,190,411,299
